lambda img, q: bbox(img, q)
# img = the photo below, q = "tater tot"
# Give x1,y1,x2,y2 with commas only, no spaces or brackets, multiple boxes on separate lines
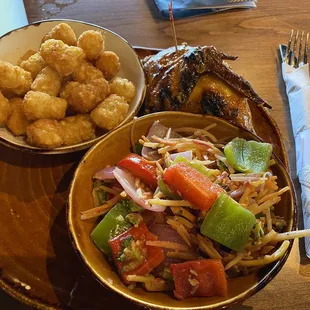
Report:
19,53,46,79
27,119,64,148
0,60,32,95
90,94,129,130
0,92,12,126
59,80,79,115
31,66,62,96
95,51,120,80
72,61,103,83
42,23,77,46
17,49,37,66
77,30,104,60
90,78,110,100
109,77,136,102
6,98,30,136
23,91,67,121
60,81,79,99
40,39,85,76
60,114,96,146
60,78,109,113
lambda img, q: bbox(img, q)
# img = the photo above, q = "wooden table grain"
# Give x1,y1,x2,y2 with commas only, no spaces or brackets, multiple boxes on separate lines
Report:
3,0,309,309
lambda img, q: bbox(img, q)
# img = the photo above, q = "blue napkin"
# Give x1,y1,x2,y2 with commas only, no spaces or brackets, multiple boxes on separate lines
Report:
154,0,257,19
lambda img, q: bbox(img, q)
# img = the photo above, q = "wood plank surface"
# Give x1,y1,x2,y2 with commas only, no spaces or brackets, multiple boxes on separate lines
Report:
2,0,309,309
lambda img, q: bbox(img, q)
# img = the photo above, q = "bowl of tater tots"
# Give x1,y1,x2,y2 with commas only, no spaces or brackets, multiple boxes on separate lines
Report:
0,20,146,153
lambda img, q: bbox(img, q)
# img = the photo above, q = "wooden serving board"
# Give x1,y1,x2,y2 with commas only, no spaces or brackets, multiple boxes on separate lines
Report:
0,47,288,310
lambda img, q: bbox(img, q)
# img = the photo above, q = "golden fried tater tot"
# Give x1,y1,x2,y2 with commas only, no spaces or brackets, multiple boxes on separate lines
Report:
77,30,104,60
109,77,136,103
42,23,77,46
23,91,67,121
60,114,96,146
31,66,62,96
60,81,79,99
90,78,110,100
19,53,46,79
90,94,128,130
59,80,79,115
27,119,64,148
60,78,109,113
6,98,30,136
40,39,85,76
72,61,103,83
17,49,37,66
95,51,120,80
0,92,12,126
0,60,32,95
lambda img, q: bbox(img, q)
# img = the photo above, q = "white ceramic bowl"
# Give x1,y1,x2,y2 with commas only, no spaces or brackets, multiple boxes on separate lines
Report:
0,19,146,154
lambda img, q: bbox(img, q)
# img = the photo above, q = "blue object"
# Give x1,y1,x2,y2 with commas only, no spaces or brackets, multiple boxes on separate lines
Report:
153,0,256,19
0,0,28,37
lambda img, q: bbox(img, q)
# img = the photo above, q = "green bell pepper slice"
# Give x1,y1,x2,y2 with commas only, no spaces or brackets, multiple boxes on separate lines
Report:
172,156,220,179
91,199,142,256
200,193,256,252
224,138,272,173
95,190,107,205
158,179,180,200
163,267,173,281
134,141,143,155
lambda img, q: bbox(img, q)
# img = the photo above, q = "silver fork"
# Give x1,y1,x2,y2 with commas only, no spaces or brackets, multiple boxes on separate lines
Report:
285,30,309,68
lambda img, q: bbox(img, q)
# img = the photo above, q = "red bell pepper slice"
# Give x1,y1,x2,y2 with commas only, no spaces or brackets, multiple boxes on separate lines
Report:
108,223,164,284
164,163,223,211
117,154,158,190
170,259,228,300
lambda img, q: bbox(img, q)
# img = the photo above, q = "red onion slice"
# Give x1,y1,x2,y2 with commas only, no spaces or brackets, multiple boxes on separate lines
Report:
93,166,116,180
113,167,166,212
170,150,193,161
149,224,187,274
142,121,181,160
149,224,186,244
229,186,245,199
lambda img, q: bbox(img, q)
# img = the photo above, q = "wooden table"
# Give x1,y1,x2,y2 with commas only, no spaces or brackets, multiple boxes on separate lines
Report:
1,0,309,309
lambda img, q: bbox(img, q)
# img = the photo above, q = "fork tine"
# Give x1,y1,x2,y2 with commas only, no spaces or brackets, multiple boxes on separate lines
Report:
292,30,299,67
304,33,309,65
285,29,294,64
297,31,304,66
